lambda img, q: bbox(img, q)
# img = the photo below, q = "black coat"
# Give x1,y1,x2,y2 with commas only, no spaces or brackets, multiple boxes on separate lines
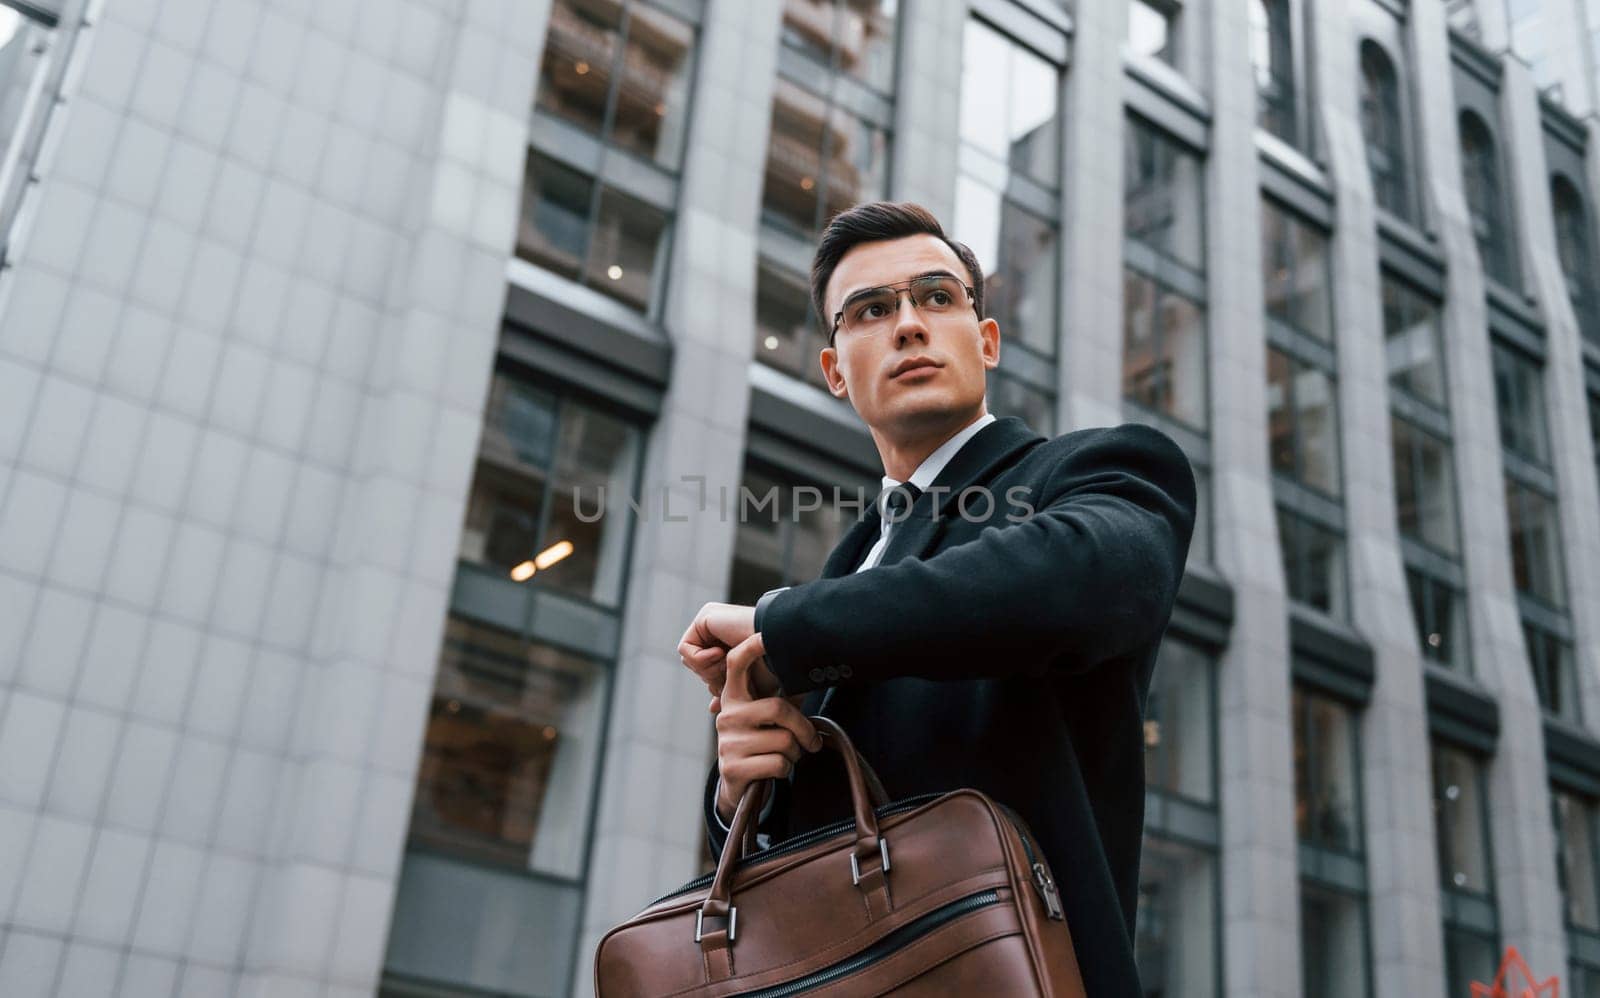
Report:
703,416,1197,996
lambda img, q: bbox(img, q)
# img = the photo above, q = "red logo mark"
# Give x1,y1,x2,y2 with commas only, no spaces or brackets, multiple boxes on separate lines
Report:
1470,946,1559,998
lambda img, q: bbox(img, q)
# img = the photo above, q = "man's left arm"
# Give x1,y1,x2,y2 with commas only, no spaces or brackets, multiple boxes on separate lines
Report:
757,422,1197,693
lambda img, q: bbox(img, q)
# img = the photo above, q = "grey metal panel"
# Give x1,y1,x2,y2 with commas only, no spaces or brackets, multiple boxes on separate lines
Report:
1290,607,1376,703
503,270,673,392
499,328,666,420
969,0,1070,64
1448,30,1502,92
1440,890,1499,933
1125,240,1208,302
747,363,883,478
1259,153,1336,229
1298,844,1369,891
1546,719,1600,796
1424,667,1500,752
1125,67,1210,154
1502,451,1558,496
1266,316,1338,372
1143,792,1222,847
1539,94,1588,157
1399,537,1466,588
1376,217,1447,298
1485,281,1545,344
599,149,680,214
1273,477,1347,530
1515,594,1574,641
528,112,605,177
385,849,583,998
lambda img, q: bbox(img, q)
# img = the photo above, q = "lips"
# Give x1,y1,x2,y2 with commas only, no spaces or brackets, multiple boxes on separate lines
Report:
890,357,942,379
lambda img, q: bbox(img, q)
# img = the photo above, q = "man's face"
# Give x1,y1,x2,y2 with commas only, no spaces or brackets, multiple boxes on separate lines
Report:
819,234,1000,437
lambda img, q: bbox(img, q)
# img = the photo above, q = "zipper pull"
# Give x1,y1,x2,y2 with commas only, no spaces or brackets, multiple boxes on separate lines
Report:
1032,862,1065,920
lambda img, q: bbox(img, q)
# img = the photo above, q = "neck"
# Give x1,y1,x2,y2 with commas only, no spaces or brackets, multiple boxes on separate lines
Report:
872,406,987,483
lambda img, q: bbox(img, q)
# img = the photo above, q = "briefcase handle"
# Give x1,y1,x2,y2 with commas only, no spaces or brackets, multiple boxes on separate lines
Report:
699,717,895,958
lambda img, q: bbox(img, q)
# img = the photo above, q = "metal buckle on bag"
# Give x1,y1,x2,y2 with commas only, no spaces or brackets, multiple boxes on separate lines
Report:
694,906,736,943
849,837,891,886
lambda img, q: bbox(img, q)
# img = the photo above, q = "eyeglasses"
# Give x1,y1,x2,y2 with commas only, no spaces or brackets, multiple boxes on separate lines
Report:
829,273,978,344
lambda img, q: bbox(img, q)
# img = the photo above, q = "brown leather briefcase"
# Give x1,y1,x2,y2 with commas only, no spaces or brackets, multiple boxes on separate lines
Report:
593,717,1086,996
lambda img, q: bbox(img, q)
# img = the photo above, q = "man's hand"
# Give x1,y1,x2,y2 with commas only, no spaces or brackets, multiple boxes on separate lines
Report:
678,602,782,702
714,632,823,823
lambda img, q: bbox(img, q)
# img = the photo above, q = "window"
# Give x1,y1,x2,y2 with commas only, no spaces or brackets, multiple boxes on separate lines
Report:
1552,174,1600,345
1492,341,1551,467
462,373,643,608
954,17,1063,434
1295,687,1371,998
1358,40,1412,221
728,464,856,606
1504,479,1566,608
1250,0,1302,148
1390,415,1459,557
1138,639,1221,998
0,4,67,268
1553,789,1600,930
1524,619,1578,722
1459,111,1518,290
1434,744,1501,998
1128,0,1181,71
1589,388,1600,491
1384,276,1447,408
1263,200,1333,344
1278,505,1347,618
1406,566,1468,669
535,0,697,169
761,0,898,238
1267,348,1341,497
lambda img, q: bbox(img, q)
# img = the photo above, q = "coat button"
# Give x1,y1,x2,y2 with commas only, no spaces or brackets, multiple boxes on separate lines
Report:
838,665,853,678
823,666,840,681
808,668,825,683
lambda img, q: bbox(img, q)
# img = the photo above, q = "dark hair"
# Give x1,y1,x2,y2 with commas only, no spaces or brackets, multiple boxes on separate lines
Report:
809,201,985,344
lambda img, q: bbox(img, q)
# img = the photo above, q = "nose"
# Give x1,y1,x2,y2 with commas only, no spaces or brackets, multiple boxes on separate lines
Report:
892,292,929,345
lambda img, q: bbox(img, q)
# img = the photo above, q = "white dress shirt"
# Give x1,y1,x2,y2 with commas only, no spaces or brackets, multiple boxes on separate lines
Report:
715,411,998,834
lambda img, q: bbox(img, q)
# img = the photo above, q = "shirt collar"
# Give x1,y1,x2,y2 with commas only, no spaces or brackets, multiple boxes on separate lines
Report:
877,411,997,515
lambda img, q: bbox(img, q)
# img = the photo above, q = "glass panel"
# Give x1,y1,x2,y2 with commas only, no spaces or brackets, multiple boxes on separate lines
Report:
1300,882,1372,998
1295,687,1362,854
1266,346,1297,479
516,151,596,283
1251,0,1299,146
1126,119,1207,274
754,260,829,390
729,467,856,604
1525,622,1578,722
608,4,696,168
781,0,836,67
583,185,670,312
836,0,898,93
1262,200,1332,343
1568,960,1600,998
1144,640,1216,803
987,369,1055,435
1432,743,1492,894
1552,176,1600,345
1459,111,1517,289
482,375,561,471
1553,790,1600,930
538,401,642,606
956,175,1058,356
1128,1,1176,66
1268,349,1343,498
410,617,611,880
462,462,550,574
763,76,830,235
1391,415,1459,556
1358,40,1410,220
1443,925,1502,998
1135,836,1218,998
1505,479,1566,608
820,99,889,227
1492,342,1551,466
1301,515,1347,617
1382,276,1446,409
536,0,626,140
1405,567,1469,671
959,19,1060,187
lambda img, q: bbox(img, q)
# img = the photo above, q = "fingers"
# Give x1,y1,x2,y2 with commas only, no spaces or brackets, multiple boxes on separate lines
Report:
715,690,821,753
721,632,763,705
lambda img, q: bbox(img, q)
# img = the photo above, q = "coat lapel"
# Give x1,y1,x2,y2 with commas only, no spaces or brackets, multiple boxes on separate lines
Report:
801,416,1046,719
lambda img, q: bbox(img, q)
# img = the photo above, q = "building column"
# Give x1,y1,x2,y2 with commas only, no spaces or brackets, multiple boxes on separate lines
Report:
1305,3,1449,993
889,0,963,220
572,2,784,993
1408,4,1569,979
1057,0,1125,430
1204,4,1301,995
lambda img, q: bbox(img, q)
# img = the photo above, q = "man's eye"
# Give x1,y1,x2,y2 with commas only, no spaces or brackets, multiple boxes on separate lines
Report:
929,291,952,305
861,302,889,319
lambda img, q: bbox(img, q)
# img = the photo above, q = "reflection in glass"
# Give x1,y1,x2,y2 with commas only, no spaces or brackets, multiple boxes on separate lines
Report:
762,77,888,237
1383,277,1446,408
1126,119,1206,274
1404,567,1468,671
517,152,595,283
1524,622,1577,722
1300,882,1371,998
1262,200,1333,343
535,0,624,139
1128,1,1176,67
1294,687,1361,855
754,260,830,390
1266,347,1341,497
956,178,1057,356
584,186,670,312
1444,926,1501,998
1492,341,1551,466
1505,479,1565,608
728,466,854,605
1250,0,1299,146
1358,40,1410,220
1135,836,1217,998
1144,640,1215,803
1123,268,1207,431
958,19,1059,187
1391,415,1459,556
1280,508,1347,618
1432,743,1492,894
1551,175,1600,345
782,0,899,94
1554,790,1600,930
410,617,610,880
988,369,1055,435
1459,110,1517,289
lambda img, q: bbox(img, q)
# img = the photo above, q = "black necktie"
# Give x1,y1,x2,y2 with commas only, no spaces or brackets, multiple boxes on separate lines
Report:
880,482,923,523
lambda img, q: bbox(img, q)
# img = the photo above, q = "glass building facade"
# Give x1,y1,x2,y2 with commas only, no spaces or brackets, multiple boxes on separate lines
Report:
0,1,1599,997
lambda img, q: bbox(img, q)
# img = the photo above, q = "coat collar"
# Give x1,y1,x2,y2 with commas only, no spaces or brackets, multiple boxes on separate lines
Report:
818,416,1046,579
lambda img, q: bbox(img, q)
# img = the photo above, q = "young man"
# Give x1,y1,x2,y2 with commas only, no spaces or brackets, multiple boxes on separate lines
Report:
676,201,1196,994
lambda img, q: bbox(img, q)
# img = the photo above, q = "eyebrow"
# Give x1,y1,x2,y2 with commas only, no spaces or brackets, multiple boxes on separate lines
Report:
837,269,961,312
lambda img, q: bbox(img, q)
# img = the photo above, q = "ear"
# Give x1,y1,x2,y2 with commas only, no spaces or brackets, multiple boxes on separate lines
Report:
979,317,1001,370
820,344,850,398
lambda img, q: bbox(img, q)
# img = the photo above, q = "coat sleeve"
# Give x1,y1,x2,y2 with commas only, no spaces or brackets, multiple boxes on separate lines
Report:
759,422,1197,694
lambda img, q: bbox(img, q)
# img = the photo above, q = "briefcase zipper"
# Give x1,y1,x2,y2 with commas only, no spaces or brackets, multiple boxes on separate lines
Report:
995,802,1066,921
731,889,1003,998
